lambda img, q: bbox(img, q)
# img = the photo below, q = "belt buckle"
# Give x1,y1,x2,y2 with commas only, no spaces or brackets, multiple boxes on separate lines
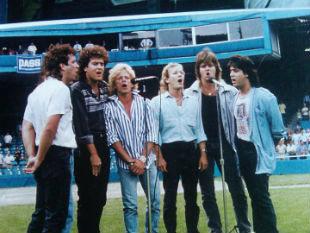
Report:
100,133,103,137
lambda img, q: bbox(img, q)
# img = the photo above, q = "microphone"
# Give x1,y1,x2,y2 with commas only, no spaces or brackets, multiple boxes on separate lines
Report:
209,77,224,87
131,76,158,84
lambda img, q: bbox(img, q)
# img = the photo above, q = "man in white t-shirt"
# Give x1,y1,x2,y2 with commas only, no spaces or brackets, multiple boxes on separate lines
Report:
3,132,12,148
292,130,301,146
286,140,296,160
4,151,14,169
276,138,286,160
229,55,285,233
27,42,37,55
73,40,82,53
22,44,78,233
84,40,94,48
301,103,309,120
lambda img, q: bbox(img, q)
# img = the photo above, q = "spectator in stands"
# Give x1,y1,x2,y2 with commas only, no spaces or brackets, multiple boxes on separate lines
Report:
4,151,14,170
278,101,286,124
292,129,301,146
9,48,16,55
297,109,302,123
27,42,37,55
301,103,309,120
303,93,310,107
4,132,12,148
306,129,310,141
14,147,21,166
296,140,307,159
276,138,286,160
301,129,308,143
73,40,82,53
0,152,4,171
286,140,296,160
85,40,94,48
2,46,8,55
17,45,25,54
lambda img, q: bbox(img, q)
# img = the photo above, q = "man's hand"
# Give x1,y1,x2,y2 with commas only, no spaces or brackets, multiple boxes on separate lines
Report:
90,153,102,176
130,159,144,175
198,152,208,171
23,156,41,174
156,154,167,172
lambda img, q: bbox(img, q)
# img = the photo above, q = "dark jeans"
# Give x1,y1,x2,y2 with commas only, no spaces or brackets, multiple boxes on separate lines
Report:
74,133,110,233
199,140,251,233
161,141,200,233
27,146,72,233
236,138,279,233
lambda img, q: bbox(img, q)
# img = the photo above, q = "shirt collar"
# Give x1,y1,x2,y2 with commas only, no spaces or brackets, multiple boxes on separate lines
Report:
109,89,140,101
162,90,190,99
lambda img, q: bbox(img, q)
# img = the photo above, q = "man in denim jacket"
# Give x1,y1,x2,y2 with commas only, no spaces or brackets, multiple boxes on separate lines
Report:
185,50,251,233
228,54,286,233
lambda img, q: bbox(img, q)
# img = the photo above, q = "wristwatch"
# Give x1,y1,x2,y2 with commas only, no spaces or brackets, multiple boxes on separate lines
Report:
138,156,146,163
201,148,207,152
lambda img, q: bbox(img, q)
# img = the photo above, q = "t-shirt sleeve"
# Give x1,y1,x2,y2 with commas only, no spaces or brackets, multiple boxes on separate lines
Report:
47,85,70,116
23,95,34,123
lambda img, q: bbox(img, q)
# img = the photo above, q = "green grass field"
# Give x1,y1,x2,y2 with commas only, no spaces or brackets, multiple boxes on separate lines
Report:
0,174,309,233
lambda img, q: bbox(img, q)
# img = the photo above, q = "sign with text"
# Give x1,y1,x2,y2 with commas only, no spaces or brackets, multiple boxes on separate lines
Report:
17,55,42,73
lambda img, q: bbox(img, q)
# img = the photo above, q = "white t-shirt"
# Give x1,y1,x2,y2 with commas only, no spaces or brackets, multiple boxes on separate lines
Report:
73,43,82,52
234,90,252,141
4,134,12,144
27,45,37,54
302,106,309,116
279,103,286,114
23,77,77,148
4,155,14,164
292,133,300,145
276,144,286,155
287,144,296,154
85,43,94,48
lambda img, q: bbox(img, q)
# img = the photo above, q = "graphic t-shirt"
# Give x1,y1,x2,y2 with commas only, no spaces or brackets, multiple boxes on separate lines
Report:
234,90,252,141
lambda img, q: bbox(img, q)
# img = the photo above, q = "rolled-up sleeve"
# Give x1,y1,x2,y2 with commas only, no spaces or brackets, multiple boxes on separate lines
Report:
150,97,162,145
104,102,120,146
146,99,157,143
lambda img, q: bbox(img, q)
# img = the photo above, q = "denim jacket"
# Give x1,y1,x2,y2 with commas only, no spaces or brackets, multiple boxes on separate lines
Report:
234,87,287,174
185,79,238,151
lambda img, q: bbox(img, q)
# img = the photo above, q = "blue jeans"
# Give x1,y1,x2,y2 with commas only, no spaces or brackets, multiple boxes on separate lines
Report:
118,162,160,233
62,154,74,233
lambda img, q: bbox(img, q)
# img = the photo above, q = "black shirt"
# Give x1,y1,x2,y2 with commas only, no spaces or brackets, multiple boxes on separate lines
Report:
201,94,219,142
71,80,109,145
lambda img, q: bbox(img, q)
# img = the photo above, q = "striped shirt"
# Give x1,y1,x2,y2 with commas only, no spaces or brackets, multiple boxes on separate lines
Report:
104,90,157,169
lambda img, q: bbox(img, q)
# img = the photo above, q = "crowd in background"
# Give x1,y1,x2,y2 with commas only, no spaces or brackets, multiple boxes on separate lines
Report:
276,95,310,160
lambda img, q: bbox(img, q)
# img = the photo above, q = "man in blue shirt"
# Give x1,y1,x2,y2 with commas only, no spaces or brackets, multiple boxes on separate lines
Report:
151,62,208,233
228,55,286,233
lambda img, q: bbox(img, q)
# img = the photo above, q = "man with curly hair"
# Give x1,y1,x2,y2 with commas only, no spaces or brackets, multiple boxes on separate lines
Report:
22,44,78,233
71,45,110,233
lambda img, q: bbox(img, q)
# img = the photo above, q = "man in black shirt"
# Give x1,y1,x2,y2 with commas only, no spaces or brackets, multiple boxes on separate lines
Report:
71,45,110,233
186,49,252,233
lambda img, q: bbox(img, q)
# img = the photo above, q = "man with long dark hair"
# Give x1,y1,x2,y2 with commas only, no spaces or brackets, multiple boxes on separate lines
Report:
228,54,286,233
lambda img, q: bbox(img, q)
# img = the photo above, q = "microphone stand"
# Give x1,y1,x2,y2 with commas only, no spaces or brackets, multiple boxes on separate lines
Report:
141,83,152,233
213,79,229,233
